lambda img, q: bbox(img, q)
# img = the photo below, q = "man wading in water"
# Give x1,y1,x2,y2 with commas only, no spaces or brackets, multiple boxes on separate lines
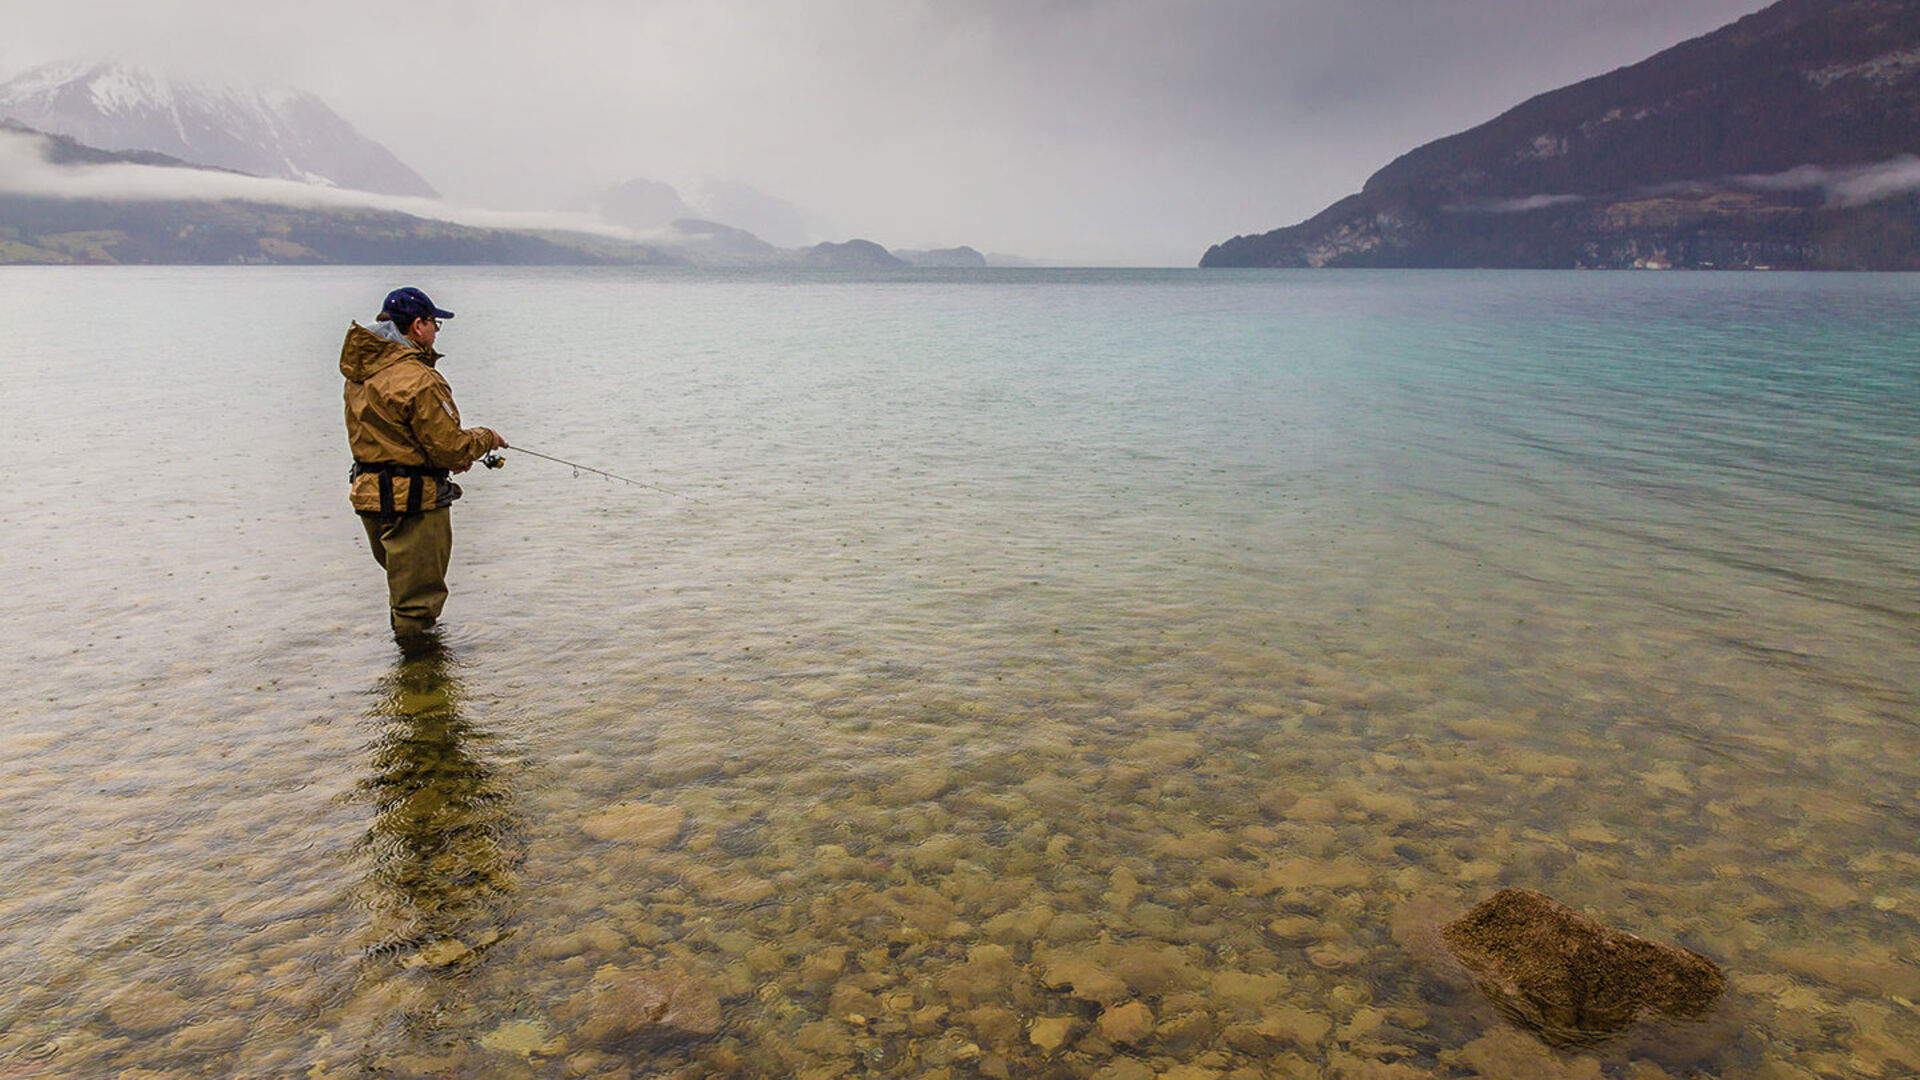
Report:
341,287,506,642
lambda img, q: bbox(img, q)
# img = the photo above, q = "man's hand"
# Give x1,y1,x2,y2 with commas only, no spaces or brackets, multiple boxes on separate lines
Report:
493,431,509,450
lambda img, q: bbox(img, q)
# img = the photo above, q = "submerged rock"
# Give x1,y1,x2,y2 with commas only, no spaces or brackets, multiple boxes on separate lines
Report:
1028,1015,1078,1054
479,1019,560,1056
1256,1004,1332,1051
1440,888,1725,1045
1098,1000,1154,1045
1440,1026,1604,1080
105,983,193,1034
580,802,685,848
575,964,722,1046
1038,950,1130,1005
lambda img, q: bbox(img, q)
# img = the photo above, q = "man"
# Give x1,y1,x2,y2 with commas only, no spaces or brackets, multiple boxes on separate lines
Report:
341,286,506,640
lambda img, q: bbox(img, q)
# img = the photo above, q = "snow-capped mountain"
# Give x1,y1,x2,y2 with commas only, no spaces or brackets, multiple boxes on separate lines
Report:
0,59,437,198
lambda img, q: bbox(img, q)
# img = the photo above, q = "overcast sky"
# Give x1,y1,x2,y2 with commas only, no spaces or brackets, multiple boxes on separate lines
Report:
2,0,1775,265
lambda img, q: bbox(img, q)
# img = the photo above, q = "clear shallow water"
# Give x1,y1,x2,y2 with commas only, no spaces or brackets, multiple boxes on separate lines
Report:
1,266,1917,1078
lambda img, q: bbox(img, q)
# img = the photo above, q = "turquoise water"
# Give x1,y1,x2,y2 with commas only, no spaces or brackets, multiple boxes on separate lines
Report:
1,267,1916,1077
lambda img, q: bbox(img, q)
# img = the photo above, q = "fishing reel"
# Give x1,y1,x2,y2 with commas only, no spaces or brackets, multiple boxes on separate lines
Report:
481,453,506,470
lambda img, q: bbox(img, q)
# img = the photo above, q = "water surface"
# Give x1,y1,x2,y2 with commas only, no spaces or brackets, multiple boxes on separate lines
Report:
2,267,1917,1078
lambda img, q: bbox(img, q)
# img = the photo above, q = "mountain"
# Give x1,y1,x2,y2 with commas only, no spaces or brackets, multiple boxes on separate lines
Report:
801,238,907,269
0,121,669,266
0,194,674,266
576,177,699,231
0,119,991,268
1202,0,1920,270
658,218,784,265
687,179,813,247
896,245,989,268
0,59,438,198
1,116,223,170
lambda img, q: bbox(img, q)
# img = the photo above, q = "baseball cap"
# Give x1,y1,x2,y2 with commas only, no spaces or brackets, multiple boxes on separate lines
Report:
380,286,454,323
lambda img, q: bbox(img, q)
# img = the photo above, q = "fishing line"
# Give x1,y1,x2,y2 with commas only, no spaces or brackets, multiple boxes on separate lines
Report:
484,446,706,504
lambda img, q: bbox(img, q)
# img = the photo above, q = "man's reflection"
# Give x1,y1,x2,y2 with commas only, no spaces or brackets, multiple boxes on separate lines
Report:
353,632,521,971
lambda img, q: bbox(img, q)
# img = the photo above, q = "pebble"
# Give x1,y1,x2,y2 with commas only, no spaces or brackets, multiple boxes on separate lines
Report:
479,1020,559,1056
166,1016,247,1052
1336,1006,1385,1043
529,925,628,961
1210,970,1289,1014
1095,1060,1155,1080
1098,1001,1154,1045
1028,1016,1077,1054
1441,1027,1603,1080
106,985,191,1034
1258,1005,1332,1050
577,965,721,1045
1039,951,1130,1005
579,803,686,847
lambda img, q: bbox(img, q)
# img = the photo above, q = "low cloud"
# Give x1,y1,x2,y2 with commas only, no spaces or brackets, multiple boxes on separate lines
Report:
0,128,638,240
1735,155,1920,206
1446,193,1586,213
1441,159,1920,215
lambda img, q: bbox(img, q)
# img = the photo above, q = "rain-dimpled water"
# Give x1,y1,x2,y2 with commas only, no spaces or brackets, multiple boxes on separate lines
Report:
2,267,1917,1078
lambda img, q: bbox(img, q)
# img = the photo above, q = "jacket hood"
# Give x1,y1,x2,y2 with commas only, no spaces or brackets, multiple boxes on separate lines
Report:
340,321,441,382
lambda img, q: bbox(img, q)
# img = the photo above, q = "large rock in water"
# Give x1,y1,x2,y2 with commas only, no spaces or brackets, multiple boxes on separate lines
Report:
575,965,722,1047
1440,888,1725,1046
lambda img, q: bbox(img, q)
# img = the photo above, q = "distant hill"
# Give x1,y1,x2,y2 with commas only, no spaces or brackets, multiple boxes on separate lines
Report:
896,245,988,268
801,238,907,269
687,178,813,247
0,59,438,197
1,116,222,170
0,192,677,266
1203,0,1920,270
575,175,825,250
658,218,784,266
576,177,699,231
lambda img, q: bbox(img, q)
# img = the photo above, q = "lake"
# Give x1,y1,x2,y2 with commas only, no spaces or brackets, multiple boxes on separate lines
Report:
2,266,1916,1078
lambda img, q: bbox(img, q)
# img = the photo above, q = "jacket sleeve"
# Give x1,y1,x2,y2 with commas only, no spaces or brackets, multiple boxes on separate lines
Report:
407,371,497,470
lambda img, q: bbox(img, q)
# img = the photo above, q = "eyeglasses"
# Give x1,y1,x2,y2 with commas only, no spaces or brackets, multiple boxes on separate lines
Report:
428,318,442,329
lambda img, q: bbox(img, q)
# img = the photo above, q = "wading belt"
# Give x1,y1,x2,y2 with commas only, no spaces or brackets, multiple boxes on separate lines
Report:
350,461,450,515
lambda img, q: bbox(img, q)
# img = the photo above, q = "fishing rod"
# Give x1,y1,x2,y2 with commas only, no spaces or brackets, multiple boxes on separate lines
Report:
482,446,706,503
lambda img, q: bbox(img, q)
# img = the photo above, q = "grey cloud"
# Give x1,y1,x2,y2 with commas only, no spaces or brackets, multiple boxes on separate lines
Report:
1448,194,1588,214
1737,156,1920,206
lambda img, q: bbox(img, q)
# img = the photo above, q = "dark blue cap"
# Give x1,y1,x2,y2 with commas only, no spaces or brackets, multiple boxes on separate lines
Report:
380,286,453,324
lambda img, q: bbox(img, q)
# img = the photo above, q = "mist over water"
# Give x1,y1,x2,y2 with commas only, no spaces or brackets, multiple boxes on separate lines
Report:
2,267,1917,1077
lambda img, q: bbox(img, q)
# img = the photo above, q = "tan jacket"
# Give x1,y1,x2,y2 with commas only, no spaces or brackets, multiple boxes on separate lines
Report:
341,322,498,515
